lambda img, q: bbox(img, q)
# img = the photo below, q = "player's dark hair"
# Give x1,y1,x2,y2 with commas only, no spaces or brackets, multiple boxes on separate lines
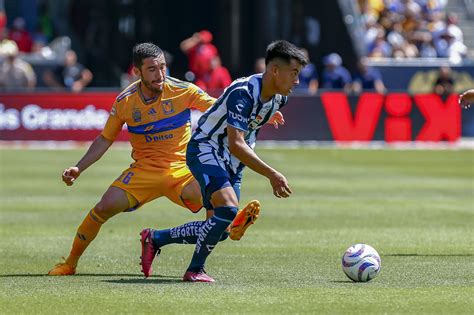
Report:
265,40,308,66
132,43,163,69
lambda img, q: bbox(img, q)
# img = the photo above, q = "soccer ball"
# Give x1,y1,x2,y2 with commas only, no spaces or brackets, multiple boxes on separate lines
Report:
341,244,381,282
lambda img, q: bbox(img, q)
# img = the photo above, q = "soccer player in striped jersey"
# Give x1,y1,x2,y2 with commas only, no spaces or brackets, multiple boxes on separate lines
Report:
141,40,308,282
48,43,259,276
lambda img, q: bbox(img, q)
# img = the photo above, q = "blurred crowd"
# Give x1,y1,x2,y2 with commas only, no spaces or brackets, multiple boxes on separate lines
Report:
0,1,471,95
0,11,93,92
359,0,467,63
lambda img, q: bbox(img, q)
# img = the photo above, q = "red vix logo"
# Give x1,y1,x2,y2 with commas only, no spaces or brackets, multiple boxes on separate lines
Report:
320,93,461,142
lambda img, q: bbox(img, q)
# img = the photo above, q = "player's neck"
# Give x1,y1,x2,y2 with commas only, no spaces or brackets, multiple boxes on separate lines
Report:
260,72,276,103
139,82,161,101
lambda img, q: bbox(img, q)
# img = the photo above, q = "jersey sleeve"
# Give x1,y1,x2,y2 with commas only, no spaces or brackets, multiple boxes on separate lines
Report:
226,89,253,132
279,95,289,109
101,102,124,141
187,83,216,112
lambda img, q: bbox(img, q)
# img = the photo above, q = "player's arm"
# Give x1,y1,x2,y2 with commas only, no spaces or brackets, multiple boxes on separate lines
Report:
62,104,123,186
62,135,113,186
459,89,474,109
227,126,291,198
266,111,285,129
187,83,217,112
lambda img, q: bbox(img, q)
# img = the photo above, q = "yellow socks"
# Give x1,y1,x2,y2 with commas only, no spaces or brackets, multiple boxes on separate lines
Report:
65,208,106,267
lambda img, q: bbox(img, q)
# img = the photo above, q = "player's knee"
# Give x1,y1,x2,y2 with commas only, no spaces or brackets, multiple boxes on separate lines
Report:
94,200,121,220
214,206,238,221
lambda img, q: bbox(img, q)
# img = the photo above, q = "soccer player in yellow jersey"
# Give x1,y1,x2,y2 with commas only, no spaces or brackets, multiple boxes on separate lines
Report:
48,43,262,276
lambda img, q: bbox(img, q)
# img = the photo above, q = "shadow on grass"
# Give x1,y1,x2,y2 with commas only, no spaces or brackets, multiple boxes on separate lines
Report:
0,273,181,279
103,277,183,284
384,253,474,257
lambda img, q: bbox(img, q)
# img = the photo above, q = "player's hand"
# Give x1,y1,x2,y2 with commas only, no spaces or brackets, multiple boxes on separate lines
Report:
459,89,474,109
267,111,285,129
459,95,471,109
268,171,292,198
62,167,80,186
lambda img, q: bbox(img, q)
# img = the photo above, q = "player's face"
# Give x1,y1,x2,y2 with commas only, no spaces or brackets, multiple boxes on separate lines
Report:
273,59,303,96
136,54,167,94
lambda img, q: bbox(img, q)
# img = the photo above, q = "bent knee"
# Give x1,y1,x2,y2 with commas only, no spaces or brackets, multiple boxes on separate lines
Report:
210,187,238,208
95,198,128,219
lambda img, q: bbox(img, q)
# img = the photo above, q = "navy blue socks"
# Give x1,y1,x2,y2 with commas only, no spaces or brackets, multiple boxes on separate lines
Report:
187,206,238,272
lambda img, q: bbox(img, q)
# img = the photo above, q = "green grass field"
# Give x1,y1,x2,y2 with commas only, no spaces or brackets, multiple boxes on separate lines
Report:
0,146,473,314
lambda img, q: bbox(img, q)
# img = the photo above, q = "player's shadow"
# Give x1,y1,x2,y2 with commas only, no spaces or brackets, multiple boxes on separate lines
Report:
383,253,473,257
102,276,183,284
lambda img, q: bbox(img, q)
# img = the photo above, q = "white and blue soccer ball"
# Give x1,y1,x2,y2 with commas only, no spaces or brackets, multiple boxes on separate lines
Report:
342,244,381,282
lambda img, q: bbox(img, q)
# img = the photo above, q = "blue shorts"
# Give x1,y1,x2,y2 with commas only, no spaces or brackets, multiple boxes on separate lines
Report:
187,141,242,210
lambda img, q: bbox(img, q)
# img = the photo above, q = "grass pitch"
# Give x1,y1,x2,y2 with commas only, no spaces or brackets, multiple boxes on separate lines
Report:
0,146,473,314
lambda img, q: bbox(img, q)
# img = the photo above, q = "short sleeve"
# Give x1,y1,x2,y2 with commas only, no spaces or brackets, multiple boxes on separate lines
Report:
187,83,216,112
101,102,124,141
226,89,253,131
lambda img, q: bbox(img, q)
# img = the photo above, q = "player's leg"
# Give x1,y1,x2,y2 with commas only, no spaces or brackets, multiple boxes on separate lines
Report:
140,171,223,277
48,187,137,276
228,175,260,240
183,184,239,282
146,170,235,250
180,174,259,240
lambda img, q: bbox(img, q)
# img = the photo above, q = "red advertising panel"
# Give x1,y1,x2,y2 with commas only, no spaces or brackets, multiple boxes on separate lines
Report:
0,92,463,142
0,92,129,141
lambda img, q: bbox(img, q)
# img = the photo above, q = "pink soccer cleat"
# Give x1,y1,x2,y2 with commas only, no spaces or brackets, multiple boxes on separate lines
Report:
183,269,215,282
140,228,160,278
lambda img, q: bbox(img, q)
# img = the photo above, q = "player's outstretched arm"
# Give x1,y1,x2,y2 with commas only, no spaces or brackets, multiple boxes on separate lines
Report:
459,89,474,109
62,135,113,186
228,126,292,198
267,111,285,129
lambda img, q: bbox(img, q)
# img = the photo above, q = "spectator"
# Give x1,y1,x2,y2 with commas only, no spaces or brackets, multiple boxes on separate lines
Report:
0,40,36,89
359,0,457,60
352,57,385,94
321,53,352,93
446,13,463,43
254,57,265,73
43,49,93,92
195,56,232,92
435,28,467,64
433,65,454,97
8,17,33,53
180,30,219,84
296,48,318,95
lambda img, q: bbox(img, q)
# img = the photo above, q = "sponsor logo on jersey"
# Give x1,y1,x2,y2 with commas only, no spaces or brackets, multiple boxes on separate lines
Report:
161,100,175,115
110,106,117,116
248,115,263,130
144,133,174,142
229,111,249,123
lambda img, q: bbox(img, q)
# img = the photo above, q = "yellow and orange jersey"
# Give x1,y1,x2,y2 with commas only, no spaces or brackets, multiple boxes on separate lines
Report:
102,76,216,168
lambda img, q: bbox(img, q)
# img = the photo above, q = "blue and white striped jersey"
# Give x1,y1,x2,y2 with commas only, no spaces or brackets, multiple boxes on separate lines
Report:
190,73,288,173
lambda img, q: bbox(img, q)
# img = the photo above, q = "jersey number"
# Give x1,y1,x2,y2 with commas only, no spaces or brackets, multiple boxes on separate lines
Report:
118,171,134,184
